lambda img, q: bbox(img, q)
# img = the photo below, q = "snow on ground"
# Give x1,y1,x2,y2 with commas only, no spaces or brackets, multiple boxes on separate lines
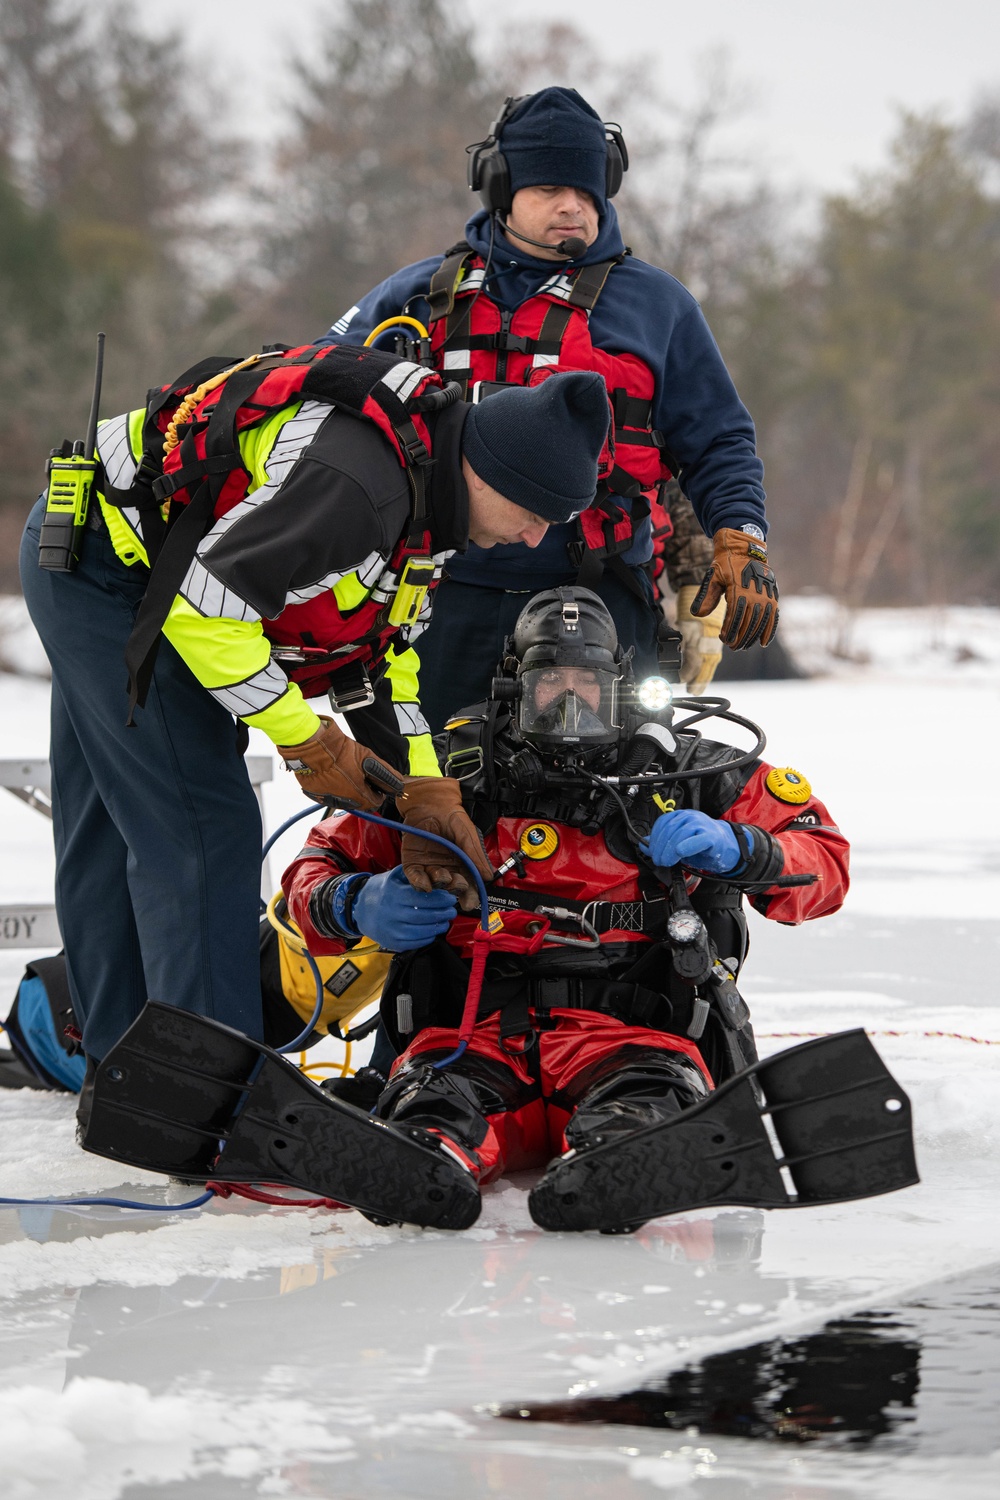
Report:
0,599,999,1497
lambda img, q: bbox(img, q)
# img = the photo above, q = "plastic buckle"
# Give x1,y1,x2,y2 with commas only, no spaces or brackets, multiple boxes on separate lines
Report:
402,435,430,466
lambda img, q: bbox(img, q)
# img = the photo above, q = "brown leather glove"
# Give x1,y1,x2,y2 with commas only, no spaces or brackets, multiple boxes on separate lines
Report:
691,527,779,649
277,716,403,810
397,775,495,912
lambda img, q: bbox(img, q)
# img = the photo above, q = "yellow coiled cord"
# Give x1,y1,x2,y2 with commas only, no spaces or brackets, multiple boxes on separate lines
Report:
163,353,263,456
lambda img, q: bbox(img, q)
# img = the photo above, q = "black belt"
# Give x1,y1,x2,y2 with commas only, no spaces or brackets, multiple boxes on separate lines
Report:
478,973,670,1036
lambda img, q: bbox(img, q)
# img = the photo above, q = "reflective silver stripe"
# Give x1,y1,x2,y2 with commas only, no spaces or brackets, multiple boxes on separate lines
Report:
330,305,359,336
282,549,383,610
532,352,559,368
460,268,486,293
442,349,470,370
179,559,260,622
196,402,333,560
208,661,290,717
393,701,430,739
96,413,137,488
537,272,576,302
378,360,426,404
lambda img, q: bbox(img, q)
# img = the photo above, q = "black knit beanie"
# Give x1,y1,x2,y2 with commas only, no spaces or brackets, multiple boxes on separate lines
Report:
501,88,608,212
460,372,609,522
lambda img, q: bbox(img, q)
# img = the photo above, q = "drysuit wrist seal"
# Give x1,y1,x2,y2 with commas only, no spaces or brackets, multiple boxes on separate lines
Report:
311,873,369,941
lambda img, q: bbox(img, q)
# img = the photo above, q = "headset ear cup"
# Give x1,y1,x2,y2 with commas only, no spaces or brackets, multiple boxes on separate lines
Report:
478,145,512,215
605,139,624,200
604,123,629,200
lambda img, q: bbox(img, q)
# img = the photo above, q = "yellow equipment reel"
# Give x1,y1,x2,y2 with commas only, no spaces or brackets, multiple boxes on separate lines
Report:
266,891,391,1034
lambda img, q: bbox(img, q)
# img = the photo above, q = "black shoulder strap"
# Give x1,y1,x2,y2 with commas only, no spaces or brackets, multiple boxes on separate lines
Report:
566,258,620,312
427,243,476,322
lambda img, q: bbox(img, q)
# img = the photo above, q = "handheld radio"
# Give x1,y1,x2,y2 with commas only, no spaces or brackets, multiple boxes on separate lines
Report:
38,332,105,573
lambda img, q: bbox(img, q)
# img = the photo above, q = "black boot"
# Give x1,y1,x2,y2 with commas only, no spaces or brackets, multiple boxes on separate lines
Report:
321,1066,387,1113
530,1049,709,1233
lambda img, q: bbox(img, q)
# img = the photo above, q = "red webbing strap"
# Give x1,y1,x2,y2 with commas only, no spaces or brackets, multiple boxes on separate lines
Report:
456,920,552,1044
206,1181,347,1210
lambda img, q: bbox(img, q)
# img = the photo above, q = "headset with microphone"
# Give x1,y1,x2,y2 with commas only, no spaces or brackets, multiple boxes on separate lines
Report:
466,94,629,261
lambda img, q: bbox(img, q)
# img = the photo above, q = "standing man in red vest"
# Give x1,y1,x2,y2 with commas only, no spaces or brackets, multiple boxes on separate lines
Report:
321,87,778,735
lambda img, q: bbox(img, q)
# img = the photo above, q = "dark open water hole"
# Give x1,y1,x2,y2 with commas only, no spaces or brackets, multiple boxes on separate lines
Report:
499,1262,1000,1453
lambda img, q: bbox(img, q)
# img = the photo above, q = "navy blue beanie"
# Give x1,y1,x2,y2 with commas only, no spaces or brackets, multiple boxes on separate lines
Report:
460,372,609,523
501,87,608,212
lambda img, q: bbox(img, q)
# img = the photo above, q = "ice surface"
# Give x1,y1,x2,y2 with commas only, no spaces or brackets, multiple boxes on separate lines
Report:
1,601,999,1496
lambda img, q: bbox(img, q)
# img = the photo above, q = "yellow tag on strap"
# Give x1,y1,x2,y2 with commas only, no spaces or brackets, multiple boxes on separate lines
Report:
388,557,436,627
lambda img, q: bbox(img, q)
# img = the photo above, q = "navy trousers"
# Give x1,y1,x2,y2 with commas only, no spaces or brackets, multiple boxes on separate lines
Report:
412,571,661,734
20,499,263,1061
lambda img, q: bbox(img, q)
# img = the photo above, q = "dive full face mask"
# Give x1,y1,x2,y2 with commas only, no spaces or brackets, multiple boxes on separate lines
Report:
517,663,622,746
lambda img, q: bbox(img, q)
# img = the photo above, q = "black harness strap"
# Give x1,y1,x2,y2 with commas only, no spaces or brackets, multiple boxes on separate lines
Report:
478,973,669,1031
151,452,246,503
564,257,619,310
426,244,474,321
366,383,433,543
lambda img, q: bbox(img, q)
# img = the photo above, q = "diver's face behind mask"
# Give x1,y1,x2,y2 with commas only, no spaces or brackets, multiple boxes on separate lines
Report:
518,664,622,747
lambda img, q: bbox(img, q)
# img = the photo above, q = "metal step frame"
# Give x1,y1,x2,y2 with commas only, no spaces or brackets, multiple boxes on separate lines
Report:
1,755,274,950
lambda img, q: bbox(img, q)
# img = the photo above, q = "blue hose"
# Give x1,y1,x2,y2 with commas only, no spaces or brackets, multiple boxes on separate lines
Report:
0,1191,215,1212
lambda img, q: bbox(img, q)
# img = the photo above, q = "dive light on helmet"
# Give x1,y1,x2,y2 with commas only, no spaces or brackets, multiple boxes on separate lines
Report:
635,676,673,713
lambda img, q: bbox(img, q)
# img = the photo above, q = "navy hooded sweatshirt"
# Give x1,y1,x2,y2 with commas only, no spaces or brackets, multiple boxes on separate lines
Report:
319,206,766,591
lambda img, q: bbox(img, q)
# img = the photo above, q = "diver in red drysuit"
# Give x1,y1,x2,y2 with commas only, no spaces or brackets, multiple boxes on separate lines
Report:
281,587,847,1211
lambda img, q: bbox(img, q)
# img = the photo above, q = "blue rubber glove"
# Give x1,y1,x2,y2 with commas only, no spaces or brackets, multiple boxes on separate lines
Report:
640,808,745,876
340,866,458,951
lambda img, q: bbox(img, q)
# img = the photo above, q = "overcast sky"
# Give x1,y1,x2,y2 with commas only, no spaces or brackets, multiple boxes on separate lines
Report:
137,0,999,197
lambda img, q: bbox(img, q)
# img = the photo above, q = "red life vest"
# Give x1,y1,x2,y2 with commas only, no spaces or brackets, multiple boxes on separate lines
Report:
119,343,454,718
425,245,674,582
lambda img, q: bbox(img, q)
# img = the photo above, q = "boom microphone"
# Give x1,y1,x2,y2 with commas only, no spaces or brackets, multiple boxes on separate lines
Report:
497,216,588,260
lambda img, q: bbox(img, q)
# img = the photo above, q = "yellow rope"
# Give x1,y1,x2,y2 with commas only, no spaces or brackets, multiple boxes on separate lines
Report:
163,353,263,456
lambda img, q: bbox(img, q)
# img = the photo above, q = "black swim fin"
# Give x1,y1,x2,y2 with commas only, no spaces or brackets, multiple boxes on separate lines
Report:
529,1029,919,1233
79,1001,481,1230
